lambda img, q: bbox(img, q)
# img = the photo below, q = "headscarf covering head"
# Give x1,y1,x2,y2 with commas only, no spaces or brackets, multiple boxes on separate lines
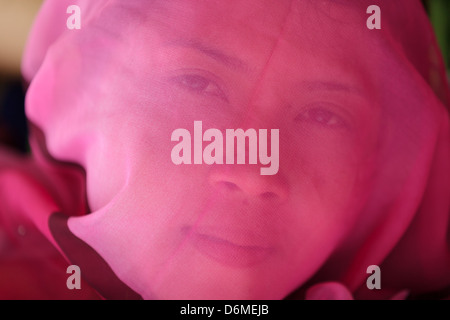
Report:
16,0,450,299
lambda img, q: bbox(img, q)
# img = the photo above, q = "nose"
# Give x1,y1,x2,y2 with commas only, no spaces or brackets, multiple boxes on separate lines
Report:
208,166,288,202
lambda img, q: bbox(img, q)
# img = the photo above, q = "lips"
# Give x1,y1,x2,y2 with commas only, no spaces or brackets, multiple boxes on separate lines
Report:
181,226,275,268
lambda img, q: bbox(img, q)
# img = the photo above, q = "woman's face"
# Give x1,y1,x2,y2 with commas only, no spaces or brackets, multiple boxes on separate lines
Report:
51,0,381,299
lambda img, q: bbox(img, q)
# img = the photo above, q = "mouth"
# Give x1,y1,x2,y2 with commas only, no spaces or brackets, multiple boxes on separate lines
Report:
181,226,275,268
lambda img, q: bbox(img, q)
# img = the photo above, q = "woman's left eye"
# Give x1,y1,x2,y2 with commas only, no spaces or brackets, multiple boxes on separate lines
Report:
295,106,348,129
170,74,228,102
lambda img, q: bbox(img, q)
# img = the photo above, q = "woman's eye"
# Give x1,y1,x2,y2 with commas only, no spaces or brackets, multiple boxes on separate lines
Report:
295,107,348,129
170,74,228,102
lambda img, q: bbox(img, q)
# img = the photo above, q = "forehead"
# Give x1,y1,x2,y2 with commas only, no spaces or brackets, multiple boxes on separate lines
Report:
100,0,367,47
144,0,366,43
136,1,369,63
89,0,376,92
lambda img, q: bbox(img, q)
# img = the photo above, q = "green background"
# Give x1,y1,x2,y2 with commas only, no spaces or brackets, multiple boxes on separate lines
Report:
425,0,450,70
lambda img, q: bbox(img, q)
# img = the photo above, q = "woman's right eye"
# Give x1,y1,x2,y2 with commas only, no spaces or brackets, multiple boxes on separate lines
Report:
170,74,228,102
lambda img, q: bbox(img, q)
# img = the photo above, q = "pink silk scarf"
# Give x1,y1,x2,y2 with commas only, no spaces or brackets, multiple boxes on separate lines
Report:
0,0,449,299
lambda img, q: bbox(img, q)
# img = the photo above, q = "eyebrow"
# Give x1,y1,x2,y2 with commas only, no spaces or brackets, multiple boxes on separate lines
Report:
164,39,363,97
164,39,252,73
301,80,362,96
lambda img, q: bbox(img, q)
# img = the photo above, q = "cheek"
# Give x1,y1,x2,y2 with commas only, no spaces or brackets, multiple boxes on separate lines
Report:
283,131,362,205
279,128,374,250
84,66,236,211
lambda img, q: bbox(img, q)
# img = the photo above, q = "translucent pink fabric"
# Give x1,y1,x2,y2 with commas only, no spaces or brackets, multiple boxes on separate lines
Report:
0,0,449,299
